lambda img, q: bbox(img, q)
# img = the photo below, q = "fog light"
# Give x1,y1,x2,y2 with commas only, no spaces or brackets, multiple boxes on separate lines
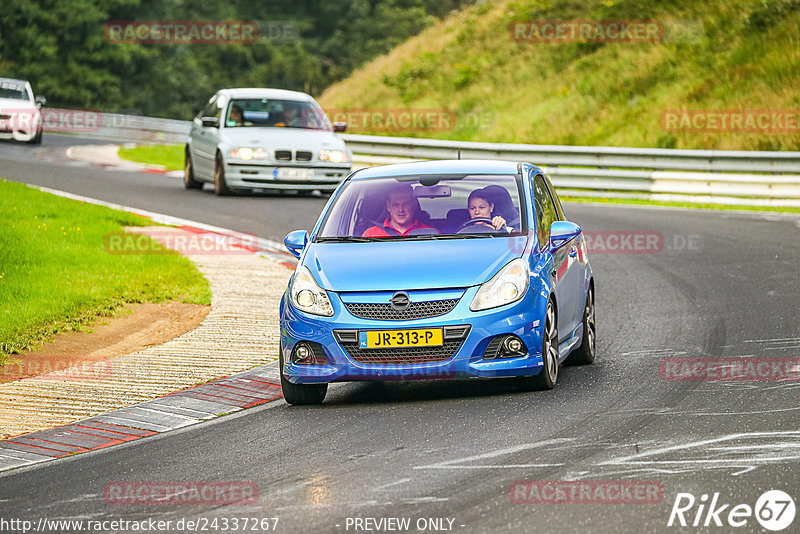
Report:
504,336,523,353
296,345,311,360
500,335,526,358
291,341,329,365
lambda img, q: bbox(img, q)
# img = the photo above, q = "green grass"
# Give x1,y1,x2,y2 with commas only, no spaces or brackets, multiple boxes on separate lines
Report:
118,144,184,171
0,179,211,365
319,0,800,151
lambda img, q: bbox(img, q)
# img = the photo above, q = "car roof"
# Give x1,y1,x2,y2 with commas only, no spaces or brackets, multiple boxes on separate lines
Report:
0,78,29,86
215,88,313,101
351,159,525,180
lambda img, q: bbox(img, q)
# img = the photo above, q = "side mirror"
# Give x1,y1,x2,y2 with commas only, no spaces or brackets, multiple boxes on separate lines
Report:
284,230,309,259
201,116,219,128
332,121,347,132
549,221,581,251
35,96,46,108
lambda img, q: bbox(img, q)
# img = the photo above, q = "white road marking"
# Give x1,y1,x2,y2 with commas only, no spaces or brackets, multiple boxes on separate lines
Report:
598,431,800,476
414,439,570,470
372,478,411,491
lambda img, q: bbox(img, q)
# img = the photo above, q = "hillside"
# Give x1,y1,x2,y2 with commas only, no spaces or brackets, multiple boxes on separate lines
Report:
319,0,800,150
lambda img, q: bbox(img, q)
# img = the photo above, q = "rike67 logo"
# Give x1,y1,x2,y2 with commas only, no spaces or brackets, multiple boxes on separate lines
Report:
668,490,795,531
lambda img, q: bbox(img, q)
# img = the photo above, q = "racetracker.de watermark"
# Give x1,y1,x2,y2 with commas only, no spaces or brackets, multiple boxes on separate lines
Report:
325,108,492,133
661,109,800,134
509,480,664,504
509,231,700,255
510,20,664,43
104,20,258,44
1,360,112,381
0,107,101,133
104,230,265,256
104,481,258,505
660,357,800,381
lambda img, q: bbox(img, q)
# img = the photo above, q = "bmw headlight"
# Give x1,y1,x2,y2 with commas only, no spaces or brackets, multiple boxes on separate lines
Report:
319,149,349,163
470,258,529,311
290,266,334,316
229,147,268,161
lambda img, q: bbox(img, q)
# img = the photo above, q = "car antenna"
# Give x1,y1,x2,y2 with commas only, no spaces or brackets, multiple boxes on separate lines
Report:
457,148,462,160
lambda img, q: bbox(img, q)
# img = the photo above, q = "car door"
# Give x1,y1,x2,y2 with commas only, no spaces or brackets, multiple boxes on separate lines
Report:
190,96,223,181
532,174,577,343
544,174,586,333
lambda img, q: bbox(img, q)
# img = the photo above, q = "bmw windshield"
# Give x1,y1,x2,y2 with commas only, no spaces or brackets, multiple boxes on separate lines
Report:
316,174,527,241
0,81,29,101
224,98,332,131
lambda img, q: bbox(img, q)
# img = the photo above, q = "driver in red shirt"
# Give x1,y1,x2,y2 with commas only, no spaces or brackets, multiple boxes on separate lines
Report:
363,184,438,237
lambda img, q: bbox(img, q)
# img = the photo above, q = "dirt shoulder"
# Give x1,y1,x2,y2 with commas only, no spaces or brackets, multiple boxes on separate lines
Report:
1,301,210,383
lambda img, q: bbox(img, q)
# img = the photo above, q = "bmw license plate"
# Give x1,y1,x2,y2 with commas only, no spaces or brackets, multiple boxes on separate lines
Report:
275,168,315,179
359,328,443,349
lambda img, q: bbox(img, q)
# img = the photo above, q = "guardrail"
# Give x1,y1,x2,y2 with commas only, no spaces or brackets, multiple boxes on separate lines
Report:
64,111,800,206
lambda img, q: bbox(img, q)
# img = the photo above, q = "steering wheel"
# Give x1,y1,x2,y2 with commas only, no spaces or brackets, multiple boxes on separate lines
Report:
457,217,496,233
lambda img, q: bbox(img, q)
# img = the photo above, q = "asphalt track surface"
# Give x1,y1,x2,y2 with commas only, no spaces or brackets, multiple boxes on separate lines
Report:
1,134,799,533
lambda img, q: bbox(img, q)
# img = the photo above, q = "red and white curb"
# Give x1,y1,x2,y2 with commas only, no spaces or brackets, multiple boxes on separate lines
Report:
0,364,283,472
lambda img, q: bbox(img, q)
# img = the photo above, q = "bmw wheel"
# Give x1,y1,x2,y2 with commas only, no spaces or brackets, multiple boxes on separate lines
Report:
28,128,42,145
280,346,327,405
183,148,202,190
565,287,595,366
214,153,232,196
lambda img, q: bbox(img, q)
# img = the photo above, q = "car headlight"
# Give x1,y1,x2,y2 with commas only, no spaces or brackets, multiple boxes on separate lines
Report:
290,266,334,316
229,147,268,161
319,149,349,163
470,258,529,311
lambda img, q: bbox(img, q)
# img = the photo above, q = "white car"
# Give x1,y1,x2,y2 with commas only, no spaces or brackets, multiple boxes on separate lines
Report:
184,88,352,195
0,78,45,144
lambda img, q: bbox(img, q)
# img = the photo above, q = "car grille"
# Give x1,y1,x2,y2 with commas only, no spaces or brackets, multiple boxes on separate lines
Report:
344,299,459,321
274,150,314,162
339,339,464,365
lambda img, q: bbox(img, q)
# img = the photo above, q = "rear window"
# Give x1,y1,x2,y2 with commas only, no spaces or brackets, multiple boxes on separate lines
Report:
316,174,527,241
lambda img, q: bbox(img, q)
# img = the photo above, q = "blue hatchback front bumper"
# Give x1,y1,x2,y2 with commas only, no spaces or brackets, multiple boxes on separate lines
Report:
279,285,548,384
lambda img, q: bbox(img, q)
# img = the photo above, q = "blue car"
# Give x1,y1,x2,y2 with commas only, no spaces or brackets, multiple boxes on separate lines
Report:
279,160,595,404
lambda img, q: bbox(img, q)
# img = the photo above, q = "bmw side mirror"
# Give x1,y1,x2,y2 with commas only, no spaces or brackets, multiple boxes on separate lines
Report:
549,221,581,251
332,122,347,132
284,230,309,259
201,116,219,128
35,96,46,108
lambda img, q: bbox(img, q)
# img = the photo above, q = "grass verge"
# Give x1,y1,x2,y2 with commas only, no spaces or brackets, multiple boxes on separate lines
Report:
118,144,184,171
561,195,800,213
0,179,211,366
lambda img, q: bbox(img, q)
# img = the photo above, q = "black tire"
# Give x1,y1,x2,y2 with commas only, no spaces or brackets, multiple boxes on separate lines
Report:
280,348,327,405
564,287,596,366
28,129,42,145
183,149,202,190
214,153,232,196
519,299,559,391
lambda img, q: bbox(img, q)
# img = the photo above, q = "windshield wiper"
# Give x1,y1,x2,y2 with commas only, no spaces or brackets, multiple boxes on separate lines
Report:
315,236,381,243
393,233,497,240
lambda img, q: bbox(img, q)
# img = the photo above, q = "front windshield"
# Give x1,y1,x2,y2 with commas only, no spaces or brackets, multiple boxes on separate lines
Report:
225,98,332,131
0,81,28,101
317,174,526,240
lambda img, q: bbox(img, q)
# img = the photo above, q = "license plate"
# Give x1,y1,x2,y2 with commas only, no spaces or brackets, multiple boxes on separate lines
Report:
359,328,443,349
275,167,315,179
